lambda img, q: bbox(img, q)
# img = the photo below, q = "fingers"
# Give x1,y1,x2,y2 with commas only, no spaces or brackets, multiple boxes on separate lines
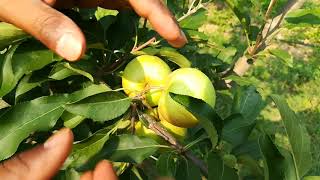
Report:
80,160,117,180
127,0,187,48
0,0,85,61
81,171,93,180
0,128,74,180
93,160,118,180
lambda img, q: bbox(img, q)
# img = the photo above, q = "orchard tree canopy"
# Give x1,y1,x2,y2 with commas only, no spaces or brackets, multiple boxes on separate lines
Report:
0,0,318,179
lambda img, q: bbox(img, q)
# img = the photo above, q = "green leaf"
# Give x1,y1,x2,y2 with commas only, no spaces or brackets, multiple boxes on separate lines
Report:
0,95,69,160
208,152,224,180
175,157,201,180
0,41,61,97
304,176,320,180
170,93,223,148
222,114,255,148
0,83,114,160
232,86,263,121
217,47,237,63
80,135,159,170
258,134,286,180
231,140,261,160
156,152,177,177
62,111,86,129
15,74,47,101
180,9,207,30
271,95,312,178
0,23,28,49
225,0,251,32
49,62,94,81
67,128,111,169
68,83,111,103
158,47,191,68
95,7,118,38
12,41,62,78
66,120,130,169
286,8,320,25
185,29,209,41
95,7,118,21
0,44,19,97
224,75,258,86
66,91,131,122
269,49,293,68
208,152,239,180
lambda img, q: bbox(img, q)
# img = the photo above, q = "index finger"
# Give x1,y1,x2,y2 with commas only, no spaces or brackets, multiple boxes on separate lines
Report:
104,0,187,48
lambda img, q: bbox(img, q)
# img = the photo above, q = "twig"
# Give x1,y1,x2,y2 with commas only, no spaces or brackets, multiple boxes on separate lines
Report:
178,1,205,22
265,0,278,20
131,1,207,53
137,111,209,177
232,0,305,76
131,37,157,53
130,103,137,134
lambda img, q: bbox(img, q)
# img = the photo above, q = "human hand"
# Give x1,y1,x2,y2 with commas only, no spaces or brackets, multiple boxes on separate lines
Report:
0,0,187,61
0,128,118,180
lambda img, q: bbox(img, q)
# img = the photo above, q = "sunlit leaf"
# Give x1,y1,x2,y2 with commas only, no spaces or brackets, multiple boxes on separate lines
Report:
158,47,191,68
269,49,293,68
66,91,131,122
0,95,68,160
62,111,86,129
49,62,94,81
180,9,207,30
271,95,312,177
80,135,160,170
286,8,320,25
0,23,28,49
0,44,19,97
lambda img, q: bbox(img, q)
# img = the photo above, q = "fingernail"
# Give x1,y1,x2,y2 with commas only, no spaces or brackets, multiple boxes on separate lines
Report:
180,29,188,43
168,30,188,48
56,33,83,61
44,128,69,149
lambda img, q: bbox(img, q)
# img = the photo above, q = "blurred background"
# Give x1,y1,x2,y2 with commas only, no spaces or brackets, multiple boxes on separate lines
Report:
198,0,319,175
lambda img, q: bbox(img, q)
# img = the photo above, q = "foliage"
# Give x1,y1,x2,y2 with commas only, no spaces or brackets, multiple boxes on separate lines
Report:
0,0,317,179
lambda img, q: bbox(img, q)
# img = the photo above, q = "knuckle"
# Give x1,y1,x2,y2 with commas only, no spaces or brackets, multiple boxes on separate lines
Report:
0,161,22,180
33,8,65,40
34,15,60,39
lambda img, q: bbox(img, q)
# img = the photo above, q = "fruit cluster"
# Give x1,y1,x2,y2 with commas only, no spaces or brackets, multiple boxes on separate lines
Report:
122,55,216,140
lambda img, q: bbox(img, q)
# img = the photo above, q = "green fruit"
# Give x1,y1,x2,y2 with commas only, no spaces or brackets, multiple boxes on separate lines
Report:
122,55,171,107
158,68,216,127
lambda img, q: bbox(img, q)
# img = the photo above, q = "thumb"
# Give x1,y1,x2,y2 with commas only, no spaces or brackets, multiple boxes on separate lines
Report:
0,128,74,180
0,0,85,61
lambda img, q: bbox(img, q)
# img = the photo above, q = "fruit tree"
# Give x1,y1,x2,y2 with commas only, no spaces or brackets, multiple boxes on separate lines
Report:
0,0,317,179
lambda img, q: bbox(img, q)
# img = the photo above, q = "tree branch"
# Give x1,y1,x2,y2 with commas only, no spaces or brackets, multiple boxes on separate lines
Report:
137,110,209,177
232,0,306,77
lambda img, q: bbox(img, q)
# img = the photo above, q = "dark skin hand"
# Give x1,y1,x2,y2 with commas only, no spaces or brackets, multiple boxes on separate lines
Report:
0,0,187,61
0,128,119,180
0,0,187,179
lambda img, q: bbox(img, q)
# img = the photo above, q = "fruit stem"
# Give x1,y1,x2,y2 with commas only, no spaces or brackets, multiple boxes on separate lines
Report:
130,103,138,134
137,110,209,177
